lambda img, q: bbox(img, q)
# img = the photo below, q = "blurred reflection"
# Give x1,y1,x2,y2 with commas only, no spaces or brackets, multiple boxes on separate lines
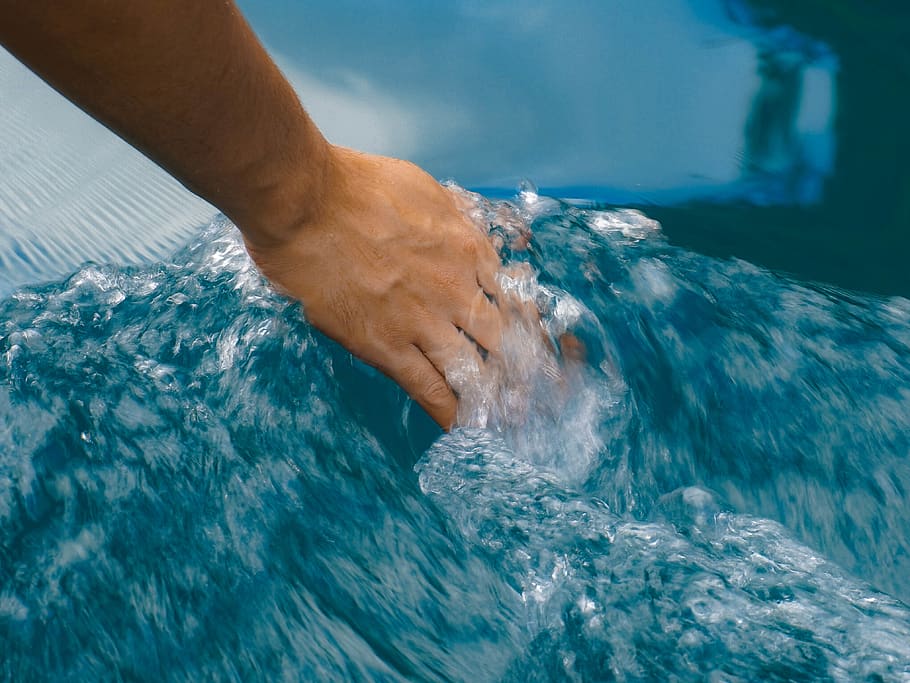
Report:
0,1,906,295
649,0,910,295
739,43,835,207
238,0,767,195
744,49,804,179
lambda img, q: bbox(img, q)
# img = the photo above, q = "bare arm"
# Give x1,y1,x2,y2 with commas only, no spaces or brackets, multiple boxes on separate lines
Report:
0,0,325,243
0,0,503,428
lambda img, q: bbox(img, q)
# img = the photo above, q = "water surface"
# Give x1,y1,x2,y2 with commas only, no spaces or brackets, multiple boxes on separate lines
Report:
3,194,910,680
3,1,908,295
2,1,910,680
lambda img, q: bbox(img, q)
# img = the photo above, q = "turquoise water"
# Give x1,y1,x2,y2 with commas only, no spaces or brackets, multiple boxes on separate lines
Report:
2,2,910,679
3,190,910,681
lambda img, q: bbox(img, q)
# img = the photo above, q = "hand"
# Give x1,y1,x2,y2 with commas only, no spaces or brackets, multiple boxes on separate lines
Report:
244,145,505,429
0,1,511,428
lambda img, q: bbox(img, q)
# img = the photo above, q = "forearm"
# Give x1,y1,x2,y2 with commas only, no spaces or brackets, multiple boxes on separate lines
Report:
0,0,328,246
0,1,512,429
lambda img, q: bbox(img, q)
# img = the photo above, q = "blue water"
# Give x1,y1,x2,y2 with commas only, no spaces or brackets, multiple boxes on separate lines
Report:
3,190,910,681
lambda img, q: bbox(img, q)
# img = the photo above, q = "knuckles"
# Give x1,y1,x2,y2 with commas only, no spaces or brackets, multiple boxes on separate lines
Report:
420,373,455,410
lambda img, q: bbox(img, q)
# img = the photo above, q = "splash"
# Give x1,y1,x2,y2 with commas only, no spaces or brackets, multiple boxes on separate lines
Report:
446,183,621,484
3,189,910,680
417,188,910,679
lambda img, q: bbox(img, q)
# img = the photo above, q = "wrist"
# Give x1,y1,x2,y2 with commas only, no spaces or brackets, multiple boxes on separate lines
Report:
232,121,333,250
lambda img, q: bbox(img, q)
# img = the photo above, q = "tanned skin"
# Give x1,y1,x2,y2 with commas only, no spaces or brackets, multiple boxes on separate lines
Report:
0,0,505,428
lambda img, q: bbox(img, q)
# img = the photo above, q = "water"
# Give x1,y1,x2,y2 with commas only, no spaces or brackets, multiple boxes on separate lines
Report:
3,190,910,681
4,1,908,298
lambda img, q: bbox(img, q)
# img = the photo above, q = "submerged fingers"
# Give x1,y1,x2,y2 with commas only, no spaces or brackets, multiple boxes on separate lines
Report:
385,345,458,430
475,237,505,295
453,287,503,356
418,321,487,386
387,216,533,428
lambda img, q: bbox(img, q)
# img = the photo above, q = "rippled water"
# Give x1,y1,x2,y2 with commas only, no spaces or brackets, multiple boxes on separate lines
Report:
3,191,910,681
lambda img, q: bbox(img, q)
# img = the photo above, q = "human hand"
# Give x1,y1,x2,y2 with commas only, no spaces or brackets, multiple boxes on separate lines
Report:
244,145,505,429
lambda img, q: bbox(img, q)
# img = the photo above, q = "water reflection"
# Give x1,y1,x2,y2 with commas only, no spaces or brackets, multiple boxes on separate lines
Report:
739,45,836,206
239,0,776,196
648,0,910,295
1,0,906,295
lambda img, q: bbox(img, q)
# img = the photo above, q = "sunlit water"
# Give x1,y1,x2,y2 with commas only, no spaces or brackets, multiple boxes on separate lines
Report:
3,190,910,681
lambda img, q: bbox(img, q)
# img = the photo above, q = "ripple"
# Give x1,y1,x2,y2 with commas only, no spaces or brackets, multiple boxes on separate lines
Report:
2,195,910,680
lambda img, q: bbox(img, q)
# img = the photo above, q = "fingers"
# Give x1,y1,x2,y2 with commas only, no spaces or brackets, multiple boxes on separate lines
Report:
385,345,458,430
450,231,507,355
373,228,506,431
392,319,491,430
417,322,487,391
453,287,502,356
475,238,504,296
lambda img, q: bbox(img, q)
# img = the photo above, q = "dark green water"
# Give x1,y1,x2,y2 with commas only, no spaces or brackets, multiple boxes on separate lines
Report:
646,0,910,298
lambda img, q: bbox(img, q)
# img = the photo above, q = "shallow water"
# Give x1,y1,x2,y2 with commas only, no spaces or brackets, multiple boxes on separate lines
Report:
3,192,910,681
